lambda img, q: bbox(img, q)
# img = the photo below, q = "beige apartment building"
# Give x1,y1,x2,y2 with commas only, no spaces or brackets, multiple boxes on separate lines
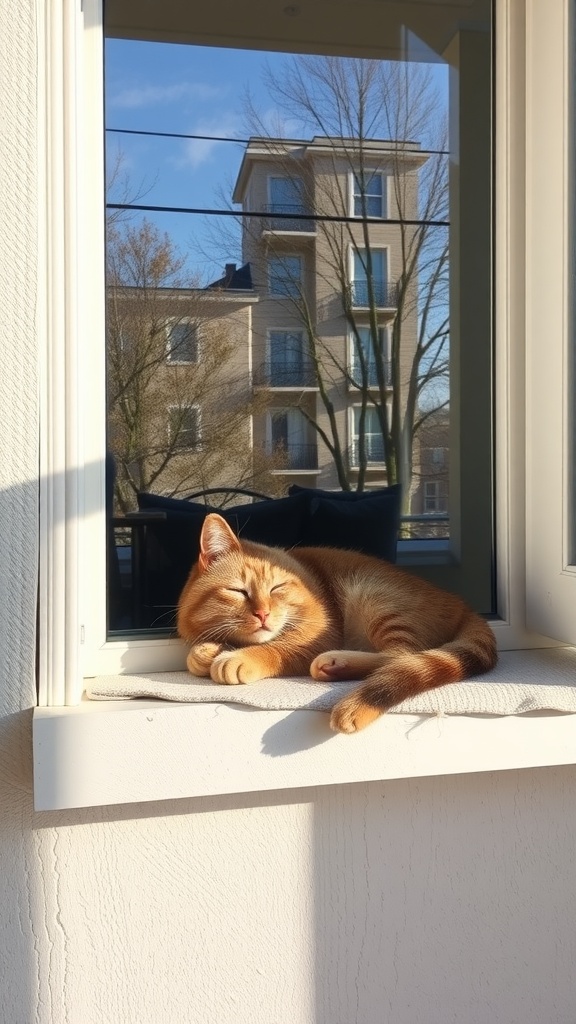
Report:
108,135,448,515
230,135,429,495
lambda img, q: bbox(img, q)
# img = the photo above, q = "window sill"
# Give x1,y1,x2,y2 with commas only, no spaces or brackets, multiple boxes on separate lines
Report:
33,648,576,811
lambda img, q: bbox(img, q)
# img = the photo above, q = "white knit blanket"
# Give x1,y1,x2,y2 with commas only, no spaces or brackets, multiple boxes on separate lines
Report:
85,647,576,716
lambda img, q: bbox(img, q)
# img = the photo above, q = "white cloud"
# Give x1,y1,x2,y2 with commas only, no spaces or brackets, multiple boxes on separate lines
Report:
174,118,242,170
109,82,225,109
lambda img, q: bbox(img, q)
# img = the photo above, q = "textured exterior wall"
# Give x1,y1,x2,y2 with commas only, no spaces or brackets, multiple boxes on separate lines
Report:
2,5,576,1024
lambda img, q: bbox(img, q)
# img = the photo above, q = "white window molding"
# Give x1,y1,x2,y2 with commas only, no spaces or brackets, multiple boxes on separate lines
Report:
349,402,387,467
32,695,576,812
524,0,576,643
38,0,107,704
349,244,391,308
350,168,387,219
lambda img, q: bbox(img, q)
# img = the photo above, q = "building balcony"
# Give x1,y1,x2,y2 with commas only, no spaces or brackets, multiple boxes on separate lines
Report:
261,204,316,235
349,280,398,309
348,437,386,468
254,365,318,389
269,442,319,471
348,361,392,389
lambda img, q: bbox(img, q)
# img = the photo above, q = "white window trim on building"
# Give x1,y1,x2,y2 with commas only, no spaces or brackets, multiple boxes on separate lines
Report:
350,168,388,219
349,403,387,467
349,244,391,308
33,0,576,810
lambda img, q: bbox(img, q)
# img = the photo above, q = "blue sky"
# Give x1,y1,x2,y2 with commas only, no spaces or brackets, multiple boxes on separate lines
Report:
105,41,295,281
105,40,448,282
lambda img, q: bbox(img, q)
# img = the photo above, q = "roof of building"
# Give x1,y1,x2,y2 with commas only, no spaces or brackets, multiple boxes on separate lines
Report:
206,262,253,291
232,135,427,202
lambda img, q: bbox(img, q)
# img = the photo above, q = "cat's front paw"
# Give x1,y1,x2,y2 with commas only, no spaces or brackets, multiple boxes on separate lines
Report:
186,642,224,677
210,650,266,685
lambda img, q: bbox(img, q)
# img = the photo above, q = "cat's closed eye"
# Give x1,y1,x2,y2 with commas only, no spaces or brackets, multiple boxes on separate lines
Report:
226,587,249,597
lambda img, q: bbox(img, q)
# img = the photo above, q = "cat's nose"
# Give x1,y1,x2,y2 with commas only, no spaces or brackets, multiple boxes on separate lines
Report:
254,609,270,626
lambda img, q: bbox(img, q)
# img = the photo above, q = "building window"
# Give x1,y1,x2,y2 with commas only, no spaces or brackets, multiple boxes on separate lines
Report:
351,248,389,307
268,255,302,297
269,176,305,216
424,480,442,512
168,405,201,450
267,330,313,386
352,171,385,217
267,408,317,469
350,405,385,465
350,327,391,388
166,320,198,363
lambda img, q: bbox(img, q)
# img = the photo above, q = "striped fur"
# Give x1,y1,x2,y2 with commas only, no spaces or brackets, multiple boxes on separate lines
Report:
177,514,497,733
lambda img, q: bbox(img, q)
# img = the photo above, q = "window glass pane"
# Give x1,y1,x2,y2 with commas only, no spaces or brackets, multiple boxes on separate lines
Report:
166,321,198,362
104,3,493,634
269,255,302,296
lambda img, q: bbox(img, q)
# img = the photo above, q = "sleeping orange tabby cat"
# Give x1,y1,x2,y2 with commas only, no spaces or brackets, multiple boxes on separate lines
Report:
177,513,497,734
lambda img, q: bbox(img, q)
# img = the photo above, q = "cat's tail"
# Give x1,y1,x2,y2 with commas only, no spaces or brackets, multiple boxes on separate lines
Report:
330,612,497,734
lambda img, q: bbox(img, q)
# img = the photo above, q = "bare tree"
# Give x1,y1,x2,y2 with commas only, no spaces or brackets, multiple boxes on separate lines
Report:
106,217,280,512
238,56,449,502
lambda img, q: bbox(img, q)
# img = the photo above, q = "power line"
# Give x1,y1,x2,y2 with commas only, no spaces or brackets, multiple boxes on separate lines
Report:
106,126,450,158
106,201,449,228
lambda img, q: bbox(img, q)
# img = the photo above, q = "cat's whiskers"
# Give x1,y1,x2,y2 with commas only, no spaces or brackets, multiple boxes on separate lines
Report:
192,620,241,645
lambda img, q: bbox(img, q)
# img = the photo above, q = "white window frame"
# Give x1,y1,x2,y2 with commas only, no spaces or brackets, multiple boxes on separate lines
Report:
33,0,576,810
350,169,387,218
524,0,576,642
349,244,390,308
349,403,387,467
165,318,199,364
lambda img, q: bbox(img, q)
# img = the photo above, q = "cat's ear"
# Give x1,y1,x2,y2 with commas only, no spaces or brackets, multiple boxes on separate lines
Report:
198,513,241,571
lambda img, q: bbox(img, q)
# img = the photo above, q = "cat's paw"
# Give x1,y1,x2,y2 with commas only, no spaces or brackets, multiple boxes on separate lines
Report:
310,651,354,681
329,693,382,734
186,642,224,677
310,650,378,681
210,650,266,685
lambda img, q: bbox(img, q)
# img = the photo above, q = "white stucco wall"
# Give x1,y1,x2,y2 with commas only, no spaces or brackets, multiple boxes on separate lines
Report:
1,4,576,1023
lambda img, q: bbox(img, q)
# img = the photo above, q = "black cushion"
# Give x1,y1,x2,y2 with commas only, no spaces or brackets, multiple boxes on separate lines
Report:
135,491,311,616
289,484,400,562
132,486,399,628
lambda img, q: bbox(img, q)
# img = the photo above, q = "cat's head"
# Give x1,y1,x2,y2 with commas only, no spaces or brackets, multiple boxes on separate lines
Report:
177,513,317,645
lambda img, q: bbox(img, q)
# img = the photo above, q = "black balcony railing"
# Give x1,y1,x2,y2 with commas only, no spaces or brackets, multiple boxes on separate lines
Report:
350,280,397,308
348,437,386,467
262,203,316,233
349,360,392,388
254,365,318,388
270,442,319,470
